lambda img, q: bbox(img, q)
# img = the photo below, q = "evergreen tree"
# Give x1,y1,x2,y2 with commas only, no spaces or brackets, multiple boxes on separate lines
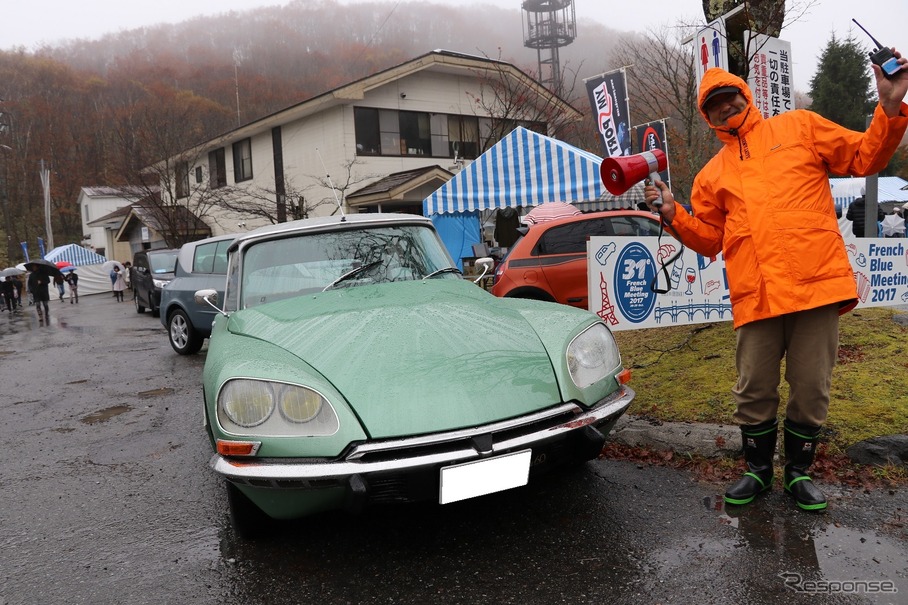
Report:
808,34,875,130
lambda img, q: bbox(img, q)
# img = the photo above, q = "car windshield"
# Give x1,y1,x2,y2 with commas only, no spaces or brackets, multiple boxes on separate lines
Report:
149,251,178,274
237,224,457,309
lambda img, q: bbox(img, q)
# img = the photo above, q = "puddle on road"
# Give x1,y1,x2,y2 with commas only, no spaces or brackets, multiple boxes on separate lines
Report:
706,495,908,600
80,405,132,424
138,387,174,398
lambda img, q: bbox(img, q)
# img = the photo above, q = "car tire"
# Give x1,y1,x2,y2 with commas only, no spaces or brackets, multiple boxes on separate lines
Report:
168,309,203,355
226,481,271,539
507,288,556,303
135,293,145,314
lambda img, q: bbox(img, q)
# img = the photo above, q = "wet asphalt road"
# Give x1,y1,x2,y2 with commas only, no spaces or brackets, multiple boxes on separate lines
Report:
0,293,906,605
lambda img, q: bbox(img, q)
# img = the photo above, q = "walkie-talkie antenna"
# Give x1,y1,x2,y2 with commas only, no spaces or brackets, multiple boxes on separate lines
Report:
852,19,883,49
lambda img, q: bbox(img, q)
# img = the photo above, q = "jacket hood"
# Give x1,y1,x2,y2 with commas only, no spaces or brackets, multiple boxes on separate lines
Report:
697,68,761,137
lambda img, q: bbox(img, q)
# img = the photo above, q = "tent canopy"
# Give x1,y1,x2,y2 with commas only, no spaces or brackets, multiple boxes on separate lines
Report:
423,127,611,216
44,243,108,266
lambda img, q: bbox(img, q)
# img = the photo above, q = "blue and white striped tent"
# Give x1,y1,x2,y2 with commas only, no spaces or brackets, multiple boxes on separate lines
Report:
423,127,637,266
45,243,108,266
423,127,606,216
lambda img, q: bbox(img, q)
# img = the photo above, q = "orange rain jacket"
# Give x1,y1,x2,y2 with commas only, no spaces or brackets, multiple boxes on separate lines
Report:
669,68,908,329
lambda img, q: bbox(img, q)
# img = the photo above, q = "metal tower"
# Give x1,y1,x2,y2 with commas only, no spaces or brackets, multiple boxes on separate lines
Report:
521,0,576,96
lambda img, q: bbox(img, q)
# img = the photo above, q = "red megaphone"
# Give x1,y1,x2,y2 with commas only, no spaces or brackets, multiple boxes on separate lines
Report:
599,149,667,196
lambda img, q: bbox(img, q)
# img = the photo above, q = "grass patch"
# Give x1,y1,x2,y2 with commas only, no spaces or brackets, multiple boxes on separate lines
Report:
613,307,908,455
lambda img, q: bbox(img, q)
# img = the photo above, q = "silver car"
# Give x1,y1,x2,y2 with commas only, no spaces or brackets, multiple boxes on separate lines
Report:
160,234,237,354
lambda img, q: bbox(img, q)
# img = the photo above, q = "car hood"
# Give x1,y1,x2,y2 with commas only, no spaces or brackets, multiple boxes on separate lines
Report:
226,279,569,438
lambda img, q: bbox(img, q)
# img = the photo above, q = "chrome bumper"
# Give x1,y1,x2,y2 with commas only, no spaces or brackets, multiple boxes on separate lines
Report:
211,385,635,484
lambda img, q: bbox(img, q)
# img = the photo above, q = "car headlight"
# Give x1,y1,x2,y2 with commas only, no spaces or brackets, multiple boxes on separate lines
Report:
153,278,170,288
217,378,339,436
566,323,621,389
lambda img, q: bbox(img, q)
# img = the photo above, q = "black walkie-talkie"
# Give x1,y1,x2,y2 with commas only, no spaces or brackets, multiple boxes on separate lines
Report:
852,18,903,78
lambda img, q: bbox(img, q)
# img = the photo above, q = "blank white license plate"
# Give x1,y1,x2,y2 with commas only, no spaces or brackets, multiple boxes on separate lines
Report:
439,449,531,505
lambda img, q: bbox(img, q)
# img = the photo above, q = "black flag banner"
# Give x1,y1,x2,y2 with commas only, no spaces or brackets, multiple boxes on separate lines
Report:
585,68,631,158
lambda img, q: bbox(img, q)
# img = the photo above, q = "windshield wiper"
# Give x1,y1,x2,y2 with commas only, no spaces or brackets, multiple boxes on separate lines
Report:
422,267,463,280
322,260,383,291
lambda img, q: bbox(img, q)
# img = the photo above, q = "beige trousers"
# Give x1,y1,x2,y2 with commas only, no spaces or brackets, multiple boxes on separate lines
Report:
732,303,839,427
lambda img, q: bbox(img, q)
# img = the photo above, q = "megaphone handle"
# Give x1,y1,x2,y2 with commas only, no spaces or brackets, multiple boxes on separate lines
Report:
648,171,663,207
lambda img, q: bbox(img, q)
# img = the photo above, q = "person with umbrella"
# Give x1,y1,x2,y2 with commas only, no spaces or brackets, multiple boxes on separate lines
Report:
0,277,14,314
65,268,79,304
24,260,63,321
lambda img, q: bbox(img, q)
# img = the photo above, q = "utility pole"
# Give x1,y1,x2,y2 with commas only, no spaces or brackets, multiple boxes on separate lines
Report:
39,160,54,250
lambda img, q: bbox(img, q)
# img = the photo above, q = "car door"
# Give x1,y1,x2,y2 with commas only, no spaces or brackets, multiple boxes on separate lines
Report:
537,215,662,309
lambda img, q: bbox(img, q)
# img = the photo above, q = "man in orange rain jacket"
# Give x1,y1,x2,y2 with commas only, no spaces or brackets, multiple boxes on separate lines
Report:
645,55,908,512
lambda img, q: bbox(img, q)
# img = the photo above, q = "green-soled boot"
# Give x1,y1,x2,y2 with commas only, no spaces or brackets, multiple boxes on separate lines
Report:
783,419,827,512
724,418,777,506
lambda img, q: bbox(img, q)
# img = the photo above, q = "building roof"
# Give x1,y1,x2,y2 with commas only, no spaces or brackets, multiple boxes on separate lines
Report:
114,202,211,243
347,166,454,207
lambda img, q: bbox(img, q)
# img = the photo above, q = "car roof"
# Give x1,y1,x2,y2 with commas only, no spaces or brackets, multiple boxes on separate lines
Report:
231,213,434,251
176,233,240,274
525,209,658,230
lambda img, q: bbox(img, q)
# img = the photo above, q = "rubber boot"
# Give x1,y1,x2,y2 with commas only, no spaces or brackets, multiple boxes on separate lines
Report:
724,418,777,506
783,419,827,511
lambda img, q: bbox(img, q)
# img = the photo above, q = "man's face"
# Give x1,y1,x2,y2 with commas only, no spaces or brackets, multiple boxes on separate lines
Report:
705,92,747,127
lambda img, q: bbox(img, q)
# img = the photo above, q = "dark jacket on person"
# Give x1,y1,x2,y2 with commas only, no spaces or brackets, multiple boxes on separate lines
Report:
846,196,885,237
27,272,51,302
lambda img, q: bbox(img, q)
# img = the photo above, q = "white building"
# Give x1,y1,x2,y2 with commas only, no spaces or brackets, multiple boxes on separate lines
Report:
77,186,149,258
150,50,580,236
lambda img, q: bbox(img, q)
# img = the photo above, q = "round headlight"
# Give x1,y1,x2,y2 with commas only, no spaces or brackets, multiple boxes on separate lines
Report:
220,379,275,427
278,385,324,423
567,323,621,389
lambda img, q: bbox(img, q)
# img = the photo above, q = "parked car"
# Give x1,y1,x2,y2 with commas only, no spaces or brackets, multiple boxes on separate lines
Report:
199,213,635,537
132,248,179,317
160,234,237,355
492,210,663,309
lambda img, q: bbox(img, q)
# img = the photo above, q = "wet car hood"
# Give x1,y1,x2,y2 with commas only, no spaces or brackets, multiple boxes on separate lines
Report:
225,279,567,438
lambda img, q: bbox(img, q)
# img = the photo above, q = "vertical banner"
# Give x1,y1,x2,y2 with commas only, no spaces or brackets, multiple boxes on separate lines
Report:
634,120,671,190
38,237,46,259
585,69,632,158
746,32,795,118
588,237,908,331
20,241,29,263
694,18,729,89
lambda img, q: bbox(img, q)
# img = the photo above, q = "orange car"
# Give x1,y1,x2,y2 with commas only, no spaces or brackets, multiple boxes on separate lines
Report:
491,210,663,309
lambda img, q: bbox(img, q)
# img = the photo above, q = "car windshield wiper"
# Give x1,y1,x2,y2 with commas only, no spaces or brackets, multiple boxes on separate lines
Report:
422,266,463,280
322,260,383,291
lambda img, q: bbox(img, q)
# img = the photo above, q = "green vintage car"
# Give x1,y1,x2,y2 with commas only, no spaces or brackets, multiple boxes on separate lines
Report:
199,213,634,535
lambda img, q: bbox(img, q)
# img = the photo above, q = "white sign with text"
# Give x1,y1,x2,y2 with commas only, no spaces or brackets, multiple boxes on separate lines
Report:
588,237,908,331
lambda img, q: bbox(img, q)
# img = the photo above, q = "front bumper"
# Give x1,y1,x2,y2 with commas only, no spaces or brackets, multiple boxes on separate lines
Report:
211,385,634,512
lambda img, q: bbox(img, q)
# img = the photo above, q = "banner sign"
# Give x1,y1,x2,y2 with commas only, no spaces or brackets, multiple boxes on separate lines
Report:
588,237,908,331
38,237,46,259
745,32,795,118
20,241,29,263
585,69,632,158
634,120,671,190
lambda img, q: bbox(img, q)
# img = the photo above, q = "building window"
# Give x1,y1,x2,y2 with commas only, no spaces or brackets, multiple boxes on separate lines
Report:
354,108,528,159
354,108,381,155
195,166,203,183
232,138,253,182
208,148,226,188
175,161,190,199
399,111,431,155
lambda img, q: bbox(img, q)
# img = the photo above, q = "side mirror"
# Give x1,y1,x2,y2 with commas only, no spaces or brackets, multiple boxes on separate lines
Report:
473,257,495,284
194,289,226,316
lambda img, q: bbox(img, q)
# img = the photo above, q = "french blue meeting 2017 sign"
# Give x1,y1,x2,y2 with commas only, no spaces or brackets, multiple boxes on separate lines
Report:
588,237,908,331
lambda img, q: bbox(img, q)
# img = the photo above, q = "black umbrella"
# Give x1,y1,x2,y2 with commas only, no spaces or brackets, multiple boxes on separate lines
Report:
24,259,64,279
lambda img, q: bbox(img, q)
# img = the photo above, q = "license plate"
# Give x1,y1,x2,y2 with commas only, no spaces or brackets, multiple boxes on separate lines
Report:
439,449,531,505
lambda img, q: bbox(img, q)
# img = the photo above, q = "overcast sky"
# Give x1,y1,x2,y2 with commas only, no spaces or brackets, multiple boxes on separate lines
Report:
1,0,906,92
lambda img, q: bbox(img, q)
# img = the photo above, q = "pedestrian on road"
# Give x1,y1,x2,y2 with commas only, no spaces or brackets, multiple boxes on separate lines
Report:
0,277,14,314
845,191,885,237
111,265,126,302
28,270,51,321
54,273,66,302
65,269,79,304
644,54,908,512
